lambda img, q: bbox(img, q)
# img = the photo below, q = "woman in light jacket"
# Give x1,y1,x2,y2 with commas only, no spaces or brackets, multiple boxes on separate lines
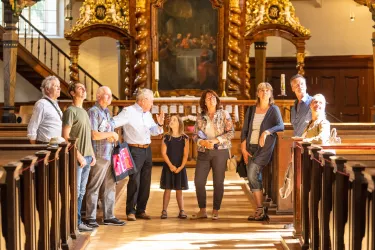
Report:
193,89,234,220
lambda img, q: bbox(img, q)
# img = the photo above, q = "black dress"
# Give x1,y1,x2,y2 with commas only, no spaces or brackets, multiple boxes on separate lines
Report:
160,134,189,190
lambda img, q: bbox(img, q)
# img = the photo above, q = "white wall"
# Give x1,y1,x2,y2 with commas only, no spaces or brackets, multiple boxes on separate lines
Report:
277,0,374,56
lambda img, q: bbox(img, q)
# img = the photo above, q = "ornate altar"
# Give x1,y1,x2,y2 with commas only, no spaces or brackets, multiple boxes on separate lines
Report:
64,0,310,100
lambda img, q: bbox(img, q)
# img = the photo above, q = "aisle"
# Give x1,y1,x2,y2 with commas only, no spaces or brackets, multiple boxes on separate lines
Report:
85,167,293,250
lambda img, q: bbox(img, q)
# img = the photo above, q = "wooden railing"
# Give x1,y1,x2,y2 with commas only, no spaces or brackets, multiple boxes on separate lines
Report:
16,15,118,100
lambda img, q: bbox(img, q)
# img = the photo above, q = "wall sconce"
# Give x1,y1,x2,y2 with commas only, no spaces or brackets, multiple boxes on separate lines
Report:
350,11,355,22
65,0,73,22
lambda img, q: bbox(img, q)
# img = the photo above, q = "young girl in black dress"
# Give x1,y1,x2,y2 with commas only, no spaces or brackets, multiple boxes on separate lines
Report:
160,115,189,219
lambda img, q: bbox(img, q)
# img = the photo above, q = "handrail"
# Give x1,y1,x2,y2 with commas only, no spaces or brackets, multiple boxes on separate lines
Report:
17,15,119,100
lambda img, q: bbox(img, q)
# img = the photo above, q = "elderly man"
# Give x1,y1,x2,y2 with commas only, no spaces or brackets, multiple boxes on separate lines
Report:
85,86,125,227
290,74,313,137
27,76,64,144
62,82,96,232
113,88,164,221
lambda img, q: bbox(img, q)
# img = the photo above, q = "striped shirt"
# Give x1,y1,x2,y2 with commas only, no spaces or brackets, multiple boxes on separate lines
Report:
250,113,266,144
291,94,313,136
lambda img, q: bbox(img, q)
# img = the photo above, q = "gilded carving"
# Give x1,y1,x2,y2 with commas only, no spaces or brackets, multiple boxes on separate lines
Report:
136,0,146,8
227,4,242,93
229,0,239,8
65,0,130,36
9,0,37,16
246,0,310,37
296,52,305,75
134,7,148,91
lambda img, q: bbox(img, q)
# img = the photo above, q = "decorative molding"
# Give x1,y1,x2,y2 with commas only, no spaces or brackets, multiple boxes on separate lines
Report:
65,0,129,36
254,41,267,49
246,0,310,37
296,52,306,75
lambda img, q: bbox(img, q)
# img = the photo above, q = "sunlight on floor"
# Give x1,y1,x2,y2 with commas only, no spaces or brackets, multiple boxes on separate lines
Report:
112,231,291,250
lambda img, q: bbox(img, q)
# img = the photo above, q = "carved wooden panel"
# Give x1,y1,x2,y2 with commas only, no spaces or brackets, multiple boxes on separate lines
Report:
343,76,360,107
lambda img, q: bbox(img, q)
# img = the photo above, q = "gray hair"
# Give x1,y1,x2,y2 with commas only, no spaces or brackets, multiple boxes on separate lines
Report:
290,74,306,87
41,76,60,95
136,88,153,102
96,86,111,100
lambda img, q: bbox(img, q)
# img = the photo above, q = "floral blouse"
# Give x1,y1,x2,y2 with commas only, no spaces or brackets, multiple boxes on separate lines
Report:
193,109,234,152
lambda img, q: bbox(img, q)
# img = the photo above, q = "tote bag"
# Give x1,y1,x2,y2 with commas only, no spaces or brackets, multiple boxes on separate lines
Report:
112,142,136,182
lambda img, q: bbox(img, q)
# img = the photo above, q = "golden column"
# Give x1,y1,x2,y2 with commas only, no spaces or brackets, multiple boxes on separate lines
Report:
134,0,148,93
227,0,242,93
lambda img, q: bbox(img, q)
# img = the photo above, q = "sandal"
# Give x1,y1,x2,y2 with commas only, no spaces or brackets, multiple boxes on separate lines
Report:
178,210,187,219
160,210,168,219
190,210,207,220
248,207,268,221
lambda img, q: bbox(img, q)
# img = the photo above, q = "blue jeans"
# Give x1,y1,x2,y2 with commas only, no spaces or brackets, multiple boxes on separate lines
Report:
246,144,264,192
77,156,92,225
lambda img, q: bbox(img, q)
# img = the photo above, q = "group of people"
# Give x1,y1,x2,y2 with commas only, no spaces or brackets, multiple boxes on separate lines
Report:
27,73,330,232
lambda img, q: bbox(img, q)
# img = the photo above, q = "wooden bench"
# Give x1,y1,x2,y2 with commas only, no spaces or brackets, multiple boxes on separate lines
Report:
0,139,81,250
271,123,375,217
292,142,375,250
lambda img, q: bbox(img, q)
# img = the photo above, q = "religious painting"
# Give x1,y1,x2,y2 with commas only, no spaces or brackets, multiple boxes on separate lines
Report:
158,0,218,91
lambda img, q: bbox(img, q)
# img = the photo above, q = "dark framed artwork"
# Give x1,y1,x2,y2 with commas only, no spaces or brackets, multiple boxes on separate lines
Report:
157,0,219,92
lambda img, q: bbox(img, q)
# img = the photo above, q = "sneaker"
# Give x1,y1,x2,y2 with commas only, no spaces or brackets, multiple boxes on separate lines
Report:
103,217,126,226
78,223,93,232
86,219,99,228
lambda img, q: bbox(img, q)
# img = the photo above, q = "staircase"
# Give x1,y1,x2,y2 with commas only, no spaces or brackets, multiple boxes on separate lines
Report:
0,15,118,100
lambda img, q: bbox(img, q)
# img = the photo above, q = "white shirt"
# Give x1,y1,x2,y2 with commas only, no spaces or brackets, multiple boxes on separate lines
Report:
27,96,64,143
250,113,266,145
113,103,163,144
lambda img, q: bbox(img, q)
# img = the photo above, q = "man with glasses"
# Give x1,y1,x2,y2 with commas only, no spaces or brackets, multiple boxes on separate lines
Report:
62,82,96,232
290,74,313,137
113,88,164,221
27,76,64,144
85,86,125,227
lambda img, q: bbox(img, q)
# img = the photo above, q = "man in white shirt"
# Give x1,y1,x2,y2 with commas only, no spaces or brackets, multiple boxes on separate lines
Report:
27,76,64,144
113,88,164,221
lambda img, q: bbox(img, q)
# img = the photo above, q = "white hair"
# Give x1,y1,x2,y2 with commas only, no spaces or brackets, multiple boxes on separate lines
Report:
41,76,60,95
136,88,153,102
96,86,111,100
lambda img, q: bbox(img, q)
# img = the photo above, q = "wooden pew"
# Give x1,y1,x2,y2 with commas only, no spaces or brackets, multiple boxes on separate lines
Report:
0,140,78,250
273,123,375,218
293,142,375,250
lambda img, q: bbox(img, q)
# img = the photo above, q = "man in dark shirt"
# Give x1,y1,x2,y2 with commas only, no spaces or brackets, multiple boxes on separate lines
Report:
290,74,313,136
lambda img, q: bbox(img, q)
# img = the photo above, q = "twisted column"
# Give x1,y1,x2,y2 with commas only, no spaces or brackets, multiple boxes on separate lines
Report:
296,52,305,76
69,44,79,84
227,1,242,93
245,47,250,98
134,1,148,92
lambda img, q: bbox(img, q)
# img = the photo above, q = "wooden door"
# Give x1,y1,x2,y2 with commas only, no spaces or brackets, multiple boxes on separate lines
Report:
337,69,367,122
306,69,340,122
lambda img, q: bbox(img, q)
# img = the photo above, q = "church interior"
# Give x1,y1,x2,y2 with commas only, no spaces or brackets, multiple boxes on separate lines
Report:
0,0,375,249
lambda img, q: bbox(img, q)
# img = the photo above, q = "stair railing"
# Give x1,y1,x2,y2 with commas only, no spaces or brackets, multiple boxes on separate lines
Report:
16,15,118,100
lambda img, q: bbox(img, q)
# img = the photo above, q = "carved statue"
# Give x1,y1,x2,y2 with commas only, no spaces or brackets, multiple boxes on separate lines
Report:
108,4,120,23
77,5,92,26
254,5,265,26
283,5,298,27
